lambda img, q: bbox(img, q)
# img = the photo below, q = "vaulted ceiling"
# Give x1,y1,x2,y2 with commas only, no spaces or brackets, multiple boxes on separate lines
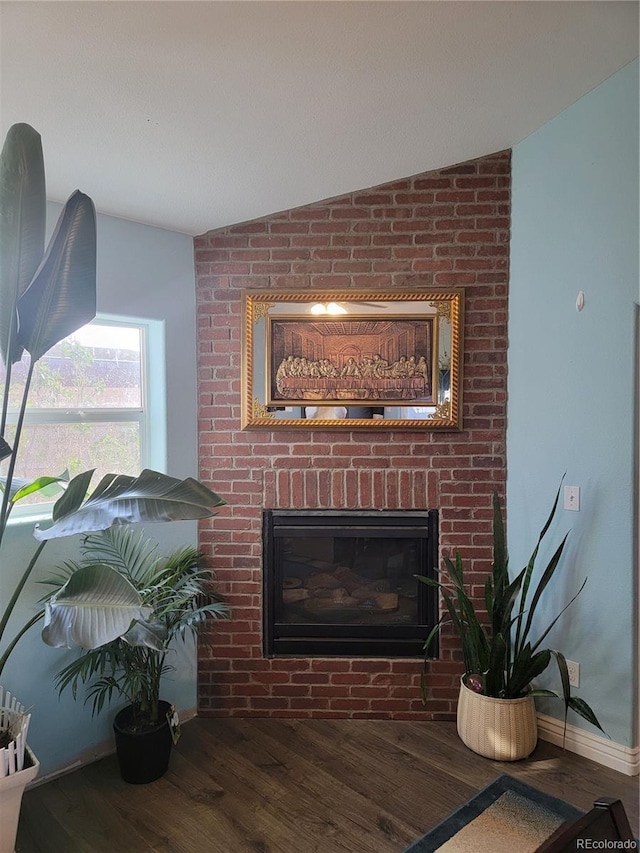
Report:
1,1,637,236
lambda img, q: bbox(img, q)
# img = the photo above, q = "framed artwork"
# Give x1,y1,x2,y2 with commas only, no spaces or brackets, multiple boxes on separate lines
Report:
241,289,464,430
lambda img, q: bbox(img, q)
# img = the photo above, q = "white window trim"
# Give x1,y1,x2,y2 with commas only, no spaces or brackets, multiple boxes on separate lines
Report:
5,313,166,523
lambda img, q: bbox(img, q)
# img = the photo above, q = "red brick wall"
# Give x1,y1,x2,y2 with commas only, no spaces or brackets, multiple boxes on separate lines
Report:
195,150,510,720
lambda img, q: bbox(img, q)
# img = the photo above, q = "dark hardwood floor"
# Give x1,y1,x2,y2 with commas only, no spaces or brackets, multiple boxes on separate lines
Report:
16,718,639,852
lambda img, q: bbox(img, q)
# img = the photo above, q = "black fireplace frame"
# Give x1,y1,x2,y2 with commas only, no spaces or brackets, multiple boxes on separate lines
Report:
263,508,439,657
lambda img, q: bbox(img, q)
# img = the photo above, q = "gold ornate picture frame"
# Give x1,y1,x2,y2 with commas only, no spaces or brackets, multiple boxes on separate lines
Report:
241,289,464,430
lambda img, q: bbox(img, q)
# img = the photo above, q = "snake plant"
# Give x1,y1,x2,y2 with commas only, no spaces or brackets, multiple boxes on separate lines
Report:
416,485,604,734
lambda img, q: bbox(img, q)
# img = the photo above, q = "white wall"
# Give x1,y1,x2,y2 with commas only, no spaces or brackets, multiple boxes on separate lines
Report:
0,208,200,778
508,60,639,746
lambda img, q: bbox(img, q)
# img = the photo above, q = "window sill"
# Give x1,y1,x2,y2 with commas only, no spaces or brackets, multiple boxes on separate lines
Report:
6,508,52,528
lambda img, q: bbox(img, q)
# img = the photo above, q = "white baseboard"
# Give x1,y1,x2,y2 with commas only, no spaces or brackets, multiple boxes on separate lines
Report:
178,707,197,724
537,712,640,777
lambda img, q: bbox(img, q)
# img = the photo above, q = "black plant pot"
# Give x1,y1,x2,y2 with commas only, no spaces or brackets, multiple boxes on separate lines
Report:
113,700,173,784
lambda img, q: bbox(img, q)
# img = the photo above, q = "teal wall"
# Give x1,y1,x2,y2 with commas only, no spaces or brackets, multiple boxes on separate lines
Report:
0,208,201,778
508,60,639,746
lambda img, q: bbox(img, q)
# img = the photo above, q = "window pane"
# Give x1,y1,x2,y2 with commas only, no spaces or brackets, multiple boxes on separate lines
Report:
2,324,142,411
5,422,141,504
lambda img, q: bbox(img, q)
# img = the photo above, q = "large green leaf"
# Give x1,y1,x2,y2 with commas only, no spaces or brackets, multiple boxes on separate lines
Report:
0,437,12,463
50,468,95,521
16,190,96,362
0,123,45,366
42,563,151,649
8,472,68,504
121,619,167,651
34,468,226,540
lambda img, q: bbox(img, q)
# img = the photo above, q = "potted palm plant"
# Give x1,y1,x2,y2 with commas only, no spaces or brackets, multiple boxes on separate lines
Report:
42,527,229,783
0,123,225,848
417,484,604,761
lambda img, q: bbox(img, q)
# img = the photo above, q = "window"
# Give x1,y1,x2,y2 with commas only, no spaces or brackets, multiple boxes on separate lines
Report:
1,317,159,512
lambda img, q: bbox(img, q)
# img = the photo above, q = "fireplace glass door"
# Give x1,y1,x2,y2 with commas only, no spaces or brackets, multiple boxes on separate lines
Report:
263,509,438,657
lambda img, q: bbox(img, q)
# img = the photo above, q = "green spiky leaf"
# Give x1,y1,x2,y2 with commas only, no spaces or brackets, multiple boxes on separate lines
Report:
568,697,607,734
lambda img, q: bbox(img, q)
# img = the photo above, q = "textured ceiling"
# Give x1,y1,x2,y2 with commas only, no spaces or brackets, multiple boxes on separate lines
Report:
1,1,637,235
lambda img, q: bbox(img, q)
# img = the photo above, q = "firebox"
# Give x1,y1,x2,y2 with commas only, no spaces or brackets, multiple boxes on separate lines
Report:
263,509,439,657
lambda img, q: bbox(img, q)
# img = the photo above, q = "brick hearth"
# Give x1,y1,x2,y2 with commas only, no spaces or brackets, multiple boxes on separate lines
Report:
195,150,509,720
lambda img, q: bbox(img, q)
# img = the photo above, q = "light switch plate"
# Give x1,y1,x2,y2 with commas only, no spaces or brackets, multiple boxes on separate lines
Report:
564,485,580,511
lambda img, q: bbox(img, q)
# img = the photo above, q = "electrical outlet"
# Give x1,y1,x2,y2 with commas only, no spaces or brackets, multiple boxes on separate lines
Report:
566,659,580,688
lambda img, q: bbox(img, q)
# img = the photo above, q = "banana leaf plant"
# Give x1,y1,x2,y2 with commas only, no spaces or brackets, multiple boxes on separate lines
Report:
0,124,225,698
416,485,605,735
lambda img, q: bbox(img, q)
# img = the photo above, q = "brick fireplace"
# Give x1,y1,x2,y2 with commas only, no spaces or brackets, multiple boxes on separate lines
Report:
195,150,509,720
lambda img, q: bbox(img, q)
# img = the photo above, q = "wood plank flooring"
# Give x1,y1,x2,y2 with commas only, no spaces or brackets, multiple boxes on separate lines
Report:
16,718,639,852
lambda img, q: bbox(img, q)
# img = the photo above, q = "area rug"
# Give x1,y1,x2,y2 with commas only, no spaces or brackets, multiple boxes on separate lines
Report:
404,774,584,853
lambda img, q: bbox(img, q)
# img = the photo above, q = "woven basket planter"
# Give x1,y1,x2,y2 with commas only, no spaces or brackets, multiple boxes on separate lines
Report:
456,677,538,761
